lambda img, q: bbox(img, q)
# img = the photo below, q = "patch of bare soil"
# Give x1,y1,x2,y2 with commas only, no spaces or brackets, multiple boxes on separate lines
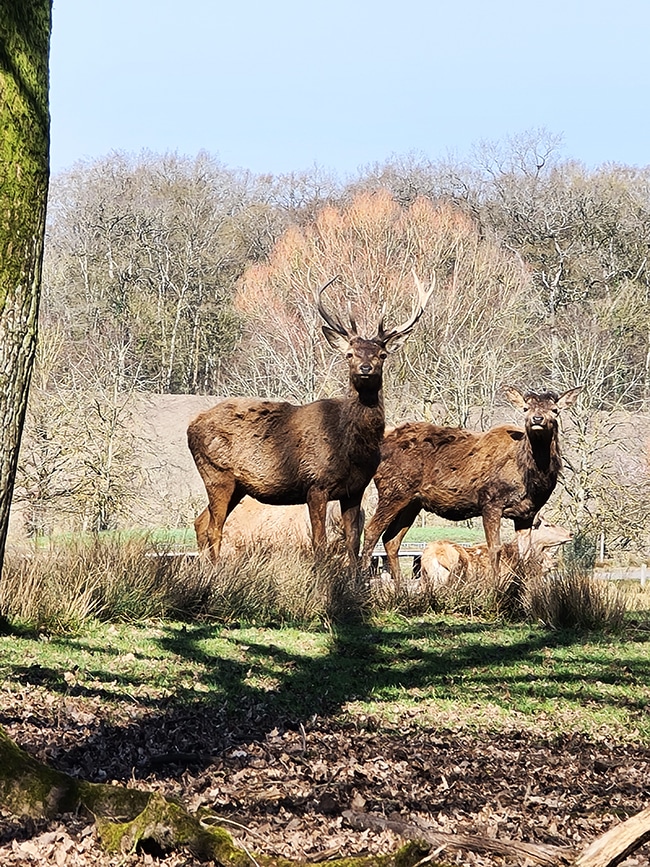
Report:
1,685,649,866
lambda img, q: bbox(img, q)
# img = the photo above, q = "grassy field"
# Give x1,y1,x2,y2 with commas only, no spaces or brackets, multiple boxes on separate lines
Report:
150,523,488,550
19,522,487,554
152,522,486,550
3,611,650,743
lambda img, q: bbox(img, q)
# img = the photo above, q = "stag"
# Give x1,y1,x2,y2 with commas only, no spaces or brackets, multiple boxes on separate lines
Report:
188,274,434,564
360,386,582,583
420,514,573,587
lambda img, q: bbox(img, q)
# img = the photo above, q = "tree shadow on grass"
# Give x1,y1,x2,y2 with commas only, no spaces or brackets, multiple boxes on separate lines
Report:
2,615,649,784
0,618,650,780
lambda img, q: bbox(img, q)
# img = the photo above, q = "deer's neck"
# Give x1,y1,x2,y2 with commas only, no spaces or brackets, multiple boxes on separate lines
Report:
354,382,384,409
520,431,562,497
528,432,561,471
342,385,385,447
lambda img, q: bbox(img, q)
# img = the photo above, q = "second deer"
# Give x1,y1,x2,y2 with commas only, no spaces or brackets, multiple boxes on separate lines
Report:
360,386,582,585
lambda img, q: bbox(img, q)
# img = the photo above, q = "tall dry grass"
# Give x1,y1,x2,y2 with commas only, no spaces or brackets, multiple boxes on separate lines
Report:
522,565,628,630
0,535,633,634
368,552,631,630
0,535,212,631
188,540,368,627
0,535,368,633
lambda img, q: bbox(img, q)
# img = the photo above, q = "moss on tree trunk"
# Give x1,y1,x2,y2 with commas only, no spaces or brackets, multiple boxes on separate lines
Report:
0,1,52,567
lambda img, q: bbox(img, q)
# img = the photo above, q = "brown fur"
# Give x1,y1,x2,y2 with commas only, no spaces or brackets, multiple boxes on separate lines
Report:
361,386,581,582
420,515,573,587
188,274,434,563
194,498,364,555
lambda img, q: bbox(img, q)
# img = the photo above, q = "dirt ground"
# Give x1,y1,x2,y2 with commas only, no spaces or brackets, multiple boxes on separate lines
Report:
1,682,649,867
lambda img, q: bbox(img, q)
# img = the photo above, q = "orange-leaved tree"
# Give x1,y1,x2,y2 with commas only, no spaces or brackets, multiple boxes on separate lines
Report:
228,190,537,425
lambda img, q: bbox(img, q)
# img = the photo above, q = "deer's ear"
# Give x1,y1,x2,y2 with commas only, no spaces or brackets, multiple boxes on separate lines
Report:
505,387,526,409
557,385,582,409
322,325,352,354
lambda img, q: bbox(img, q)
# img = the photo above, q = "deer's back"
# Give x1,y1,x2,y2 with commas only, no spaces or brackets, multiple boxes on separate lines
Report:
188,396,383,503
420,539,466,583
421,535,528,584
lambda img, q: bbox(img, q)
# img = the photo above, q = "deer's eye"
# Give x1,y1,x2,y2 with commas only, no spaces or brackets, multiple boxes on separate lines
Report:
346,351,354,359
379,351,388,360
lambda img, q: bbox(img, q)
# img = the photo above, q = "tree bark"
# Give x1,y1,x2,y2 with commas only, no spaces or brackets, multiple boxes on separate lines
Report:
0,0,52,569
575,805,650,867
343,809,573,866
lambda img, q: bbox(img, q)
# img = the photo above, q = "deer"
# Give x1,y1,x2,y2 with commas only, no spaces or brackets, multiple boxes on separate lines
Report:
360,386,582,585
188,273,434,565
193,498,364,557
420,514,573,587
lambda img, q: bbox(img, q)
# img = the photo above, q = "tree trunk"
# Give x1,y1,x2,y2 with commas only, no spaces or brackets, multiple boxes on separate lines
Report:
0,0,52,570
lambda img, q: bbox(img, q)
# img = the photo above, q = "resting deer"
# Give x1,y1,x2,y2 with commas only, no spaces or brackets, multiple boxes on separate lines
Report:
360,386,582,584
193,499,364,556
420,515,573,587
188,274,434,564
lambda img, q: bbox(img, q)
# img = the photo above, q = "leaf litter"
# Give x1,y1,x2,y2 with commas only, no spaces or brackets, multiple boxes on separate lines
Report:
1,682,649,866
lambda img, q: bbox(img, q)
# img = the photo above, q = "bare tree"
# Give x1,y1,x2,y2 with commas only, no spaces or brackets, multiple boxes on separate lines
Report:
14,327,150,536
13,329,80,536
42,152,284,394
546,315,650,554
470,136,650,397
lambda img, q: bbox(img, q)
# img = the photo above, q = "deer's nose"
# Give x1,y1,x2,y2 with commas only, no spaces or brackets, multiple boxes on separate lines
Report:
360,363,373,375
532,414,544,425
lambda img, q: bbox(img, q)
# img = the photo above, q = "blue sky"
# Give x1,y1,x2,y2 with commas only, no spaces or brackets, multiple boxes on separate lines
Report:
49,0,650,177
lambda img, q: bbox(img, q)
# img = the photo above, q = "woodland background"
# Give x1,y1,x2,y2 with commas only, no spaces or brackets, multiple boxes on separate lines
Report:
10,130,650,559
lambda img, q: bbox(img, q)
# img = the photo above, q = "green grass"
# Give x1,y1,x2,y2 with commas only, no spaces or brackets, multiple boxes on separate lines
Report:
25,526,198,552
2,613,649,743
155,522,483,549
18,522,483,555
401,524,485,544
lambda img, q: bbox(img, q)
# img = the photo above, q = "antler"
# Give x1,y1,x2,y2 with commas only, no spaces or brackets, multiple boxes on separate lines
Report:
376,269,435,343
317,276,358,337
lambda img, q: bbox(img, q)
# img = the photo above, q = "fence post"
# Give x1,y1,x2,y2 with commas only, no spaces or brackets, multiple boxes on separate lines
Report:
598,532,605,565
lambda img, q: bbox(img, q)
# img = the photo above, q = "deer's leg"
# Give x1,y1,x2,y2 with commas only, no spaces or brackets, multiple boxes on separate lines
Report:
339,495,364,565
194,507,210,550
203,474,242,563
382,501,422,588
482,506,503,577
361,496,412,571
307,488,329,552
